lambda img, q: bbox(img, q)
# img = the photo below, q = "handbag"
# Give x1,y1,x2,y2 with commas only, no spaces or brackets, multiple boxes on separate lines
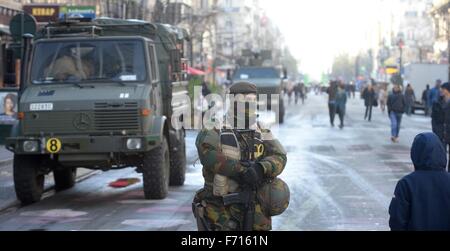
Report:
372,99,378,107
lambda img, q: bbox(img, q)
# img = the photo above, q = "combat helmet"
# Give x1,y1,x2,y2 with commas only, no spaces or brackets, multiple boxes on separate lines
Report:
257,178,290,217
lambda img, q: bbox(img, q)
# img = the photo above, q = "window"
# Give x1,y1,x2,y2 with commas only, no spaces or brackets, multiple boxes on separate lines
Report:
233,68,280,80
31,40,147,84
148,44,158,81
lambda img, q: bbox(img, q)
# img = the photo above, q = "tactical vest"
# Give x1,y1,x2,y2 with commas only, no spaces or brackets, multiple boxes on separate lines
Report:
213,128,266,197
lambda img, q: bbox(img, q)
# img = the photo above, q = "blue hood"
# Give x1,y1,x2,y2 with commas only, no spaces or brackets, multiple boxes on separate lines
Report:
411,133,447,171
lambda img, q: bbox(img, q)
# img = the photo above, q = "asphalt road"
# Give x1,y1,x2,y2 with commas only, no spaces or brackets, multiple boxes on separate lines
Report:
0,92,432,231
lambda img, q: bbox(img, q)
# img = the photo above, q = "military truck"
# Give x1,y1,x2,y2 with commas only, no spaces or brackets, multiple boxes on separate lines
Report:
231,50,286,123
5,18,190,205
232,67,285,124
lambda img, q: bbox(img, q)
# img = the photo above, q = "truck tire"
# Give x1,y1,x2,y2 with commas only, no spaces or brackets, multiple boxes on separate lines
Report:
54,167,77,192
13,155,44,205
142,136,170,200
169,136,186,186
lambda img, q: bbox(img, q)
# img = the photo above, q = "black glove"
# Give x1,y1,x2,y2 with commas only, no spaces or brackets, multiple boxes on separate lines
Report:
241,163,265,186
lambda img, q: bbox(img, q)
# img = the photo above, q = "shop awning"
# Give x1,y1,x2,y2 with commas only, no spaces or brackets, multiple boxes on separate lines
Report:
0,25,11,36
188,67,206,76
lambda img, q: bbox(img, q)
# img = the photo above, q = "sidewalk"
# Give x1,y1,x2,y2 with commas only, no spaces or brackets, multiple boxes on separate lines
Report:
0,146,13,168
0,146,98,211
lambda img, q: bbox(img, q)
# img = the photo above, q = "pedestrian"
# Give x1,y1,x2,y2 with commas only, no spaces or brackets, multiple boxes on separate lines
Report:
351,82,356,99
286,80,294,105
387,85,406,143
294,82,305,105
431,91,445,146
362,84,376,121
429,79,442,106
192,81,290,231
201,81,212,119
431,81,445,145
345,82,351,98
202,81,211,98
389,133,450,231
440,82,450,171
327,81,338,127
422,85,431,116
404,84,416,116
336,82,347,129
379,85,388,113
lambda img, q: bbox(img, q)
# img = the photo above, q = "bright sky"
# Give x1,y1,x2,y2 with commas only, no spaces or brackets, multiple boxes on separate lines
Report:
260,0,386,80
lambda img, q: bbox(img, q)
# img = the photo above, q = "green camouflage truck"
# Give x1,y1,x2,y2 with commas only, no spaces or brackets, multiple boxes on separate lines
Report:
232,67,285,124
232,50,286,124
5,18,190,205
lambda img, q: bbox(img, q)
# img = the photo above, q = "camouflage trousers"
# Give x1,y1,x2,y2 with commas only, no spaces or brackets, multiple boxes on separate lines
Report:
193,188,272,231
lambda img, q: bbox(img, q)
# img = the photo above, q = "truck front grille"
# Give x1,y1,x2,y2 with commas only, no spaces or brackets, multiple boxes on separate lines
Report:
23,103,141,135
94,109,140,131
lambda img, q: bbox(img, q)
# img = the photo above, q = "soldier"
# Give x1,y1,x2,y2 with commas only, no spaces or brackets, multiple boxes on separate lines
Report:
192,81,290,231
45,46,94,81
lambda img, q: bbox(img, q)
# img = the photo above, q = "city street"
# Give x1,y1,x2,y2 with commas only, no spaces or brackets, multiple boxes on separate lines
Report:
0,92,432,231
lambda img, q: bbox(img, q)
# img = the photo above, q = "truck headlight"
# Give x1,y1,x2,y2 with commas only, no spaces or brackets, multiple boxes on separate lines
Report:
23,141,39,153
127,138,142,150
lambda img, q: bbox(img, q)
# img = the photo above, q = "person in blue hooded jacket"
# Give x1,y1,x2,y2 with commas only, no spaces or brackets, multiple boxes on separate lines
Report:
389,133,450,231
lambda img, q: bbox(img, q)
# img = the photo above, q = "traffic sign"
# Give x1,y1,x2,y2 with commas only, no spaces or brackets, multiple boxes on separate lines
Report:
9,13,37,42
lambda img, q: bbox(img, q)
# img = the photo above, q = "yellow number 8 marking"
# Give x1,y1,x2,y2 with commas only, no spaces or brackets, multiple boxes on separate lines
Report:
46,138,61,153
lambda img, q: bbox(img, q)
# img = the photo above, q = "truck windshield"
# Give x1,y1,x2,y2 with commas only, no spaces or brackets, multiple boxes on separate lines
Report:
31,40,147,84
233,68,280,80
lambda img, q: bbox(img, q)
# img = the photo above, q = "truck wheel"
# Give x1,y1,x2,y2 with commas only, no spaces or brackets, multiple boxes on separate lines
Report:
13,155,44,205
142,136,170,200
54,167,77,192
169,136,186,186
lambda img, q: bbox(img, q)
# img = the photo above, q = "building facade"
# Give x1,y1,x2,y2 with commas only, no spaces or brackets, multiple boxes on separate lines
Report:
431,0,450,64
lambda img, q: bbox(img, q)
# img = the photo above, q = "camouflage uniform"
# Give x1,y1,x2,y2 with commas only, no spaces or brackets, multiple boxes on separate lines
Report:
193,126,287,231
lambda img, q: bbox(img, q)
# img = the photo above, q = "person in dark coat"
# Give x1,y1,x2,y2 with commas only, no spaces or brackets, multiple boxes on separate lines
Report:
350,82,356,99
431,94,445,146
295,82,305,105
430,80,443,138
202,81,212,97
362,84,376,121
440,82,450,171
327,81,338,127
336,82,347,129
387,85,406,143
404,84,416,116
389,133,450,231
429,79,442,107
422,85,431,116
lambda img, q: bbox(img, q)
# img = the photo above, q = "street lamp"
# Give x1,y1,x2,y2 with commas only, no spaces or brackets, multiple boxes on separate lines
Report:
396,36,404,86
398,38,404,73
